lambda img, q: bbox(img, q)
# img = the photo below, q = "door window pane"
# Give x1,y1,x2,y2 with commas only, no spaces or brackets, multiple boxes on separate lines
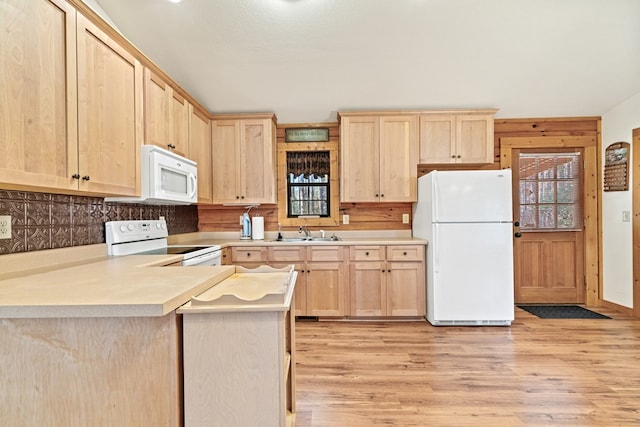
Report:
518,152,582,231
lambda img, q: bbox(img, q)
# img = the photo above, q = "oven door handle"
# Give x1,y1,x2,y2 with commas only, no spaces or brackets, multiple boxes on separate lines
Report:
182,250,222,266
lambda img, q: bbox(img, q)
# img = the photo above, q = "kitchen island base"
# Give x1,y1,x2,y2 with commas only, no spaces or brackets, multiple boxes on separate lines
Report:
0,313,182,427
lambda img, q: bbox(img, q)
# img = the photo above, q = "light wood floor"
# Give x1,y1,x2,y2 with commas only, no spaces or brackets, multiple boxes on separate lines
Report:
294,307,640,426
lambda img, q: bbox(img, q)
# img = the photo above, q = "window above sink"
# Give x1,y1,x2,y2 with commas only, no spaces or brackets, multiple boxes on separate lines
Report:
276,124,340,227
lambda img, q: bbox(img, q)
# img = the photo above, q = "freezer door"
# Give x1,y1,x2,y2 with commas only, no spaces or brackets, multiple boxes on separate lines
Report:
429,222,514,323
432,170,512,223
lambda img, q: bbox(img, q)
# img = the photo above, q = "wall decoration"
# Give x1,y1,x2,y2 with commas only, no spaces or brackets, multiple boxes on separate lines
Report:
285,128,329,142
604,142,630,191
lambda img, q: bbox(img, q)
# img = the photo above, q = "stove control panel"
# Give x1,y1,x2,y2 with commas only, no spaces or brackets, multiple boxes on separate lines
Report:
105,219,168,245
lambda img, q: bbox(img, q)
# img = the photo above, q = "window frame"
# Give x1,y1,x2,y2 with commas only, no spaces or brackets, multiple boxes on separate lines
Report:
276,127,340,227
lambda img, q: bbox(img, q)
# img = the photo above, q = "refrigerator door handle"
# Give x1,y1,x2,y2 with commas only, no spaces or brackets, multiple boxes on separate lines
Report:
434,224,440,274
433,172,439,220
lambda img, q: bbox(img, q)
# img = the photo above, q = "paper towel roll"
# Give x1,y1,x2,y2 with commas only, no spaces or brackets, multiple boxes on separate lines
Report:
251,215,264,240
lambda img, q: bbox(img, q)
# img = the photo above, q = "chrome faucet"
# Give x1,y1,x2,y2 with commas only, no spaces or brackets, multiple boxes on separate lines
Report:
299,226,311,239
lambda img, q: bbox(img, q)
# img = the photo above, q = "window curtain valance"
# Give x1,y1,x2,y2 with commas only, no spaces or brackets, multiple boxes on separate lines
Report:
286,151,330,177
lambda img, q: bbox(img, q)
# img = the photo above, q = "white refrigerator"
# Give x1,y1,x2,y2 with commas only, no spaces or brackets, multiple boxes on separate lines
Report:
412,170,515,326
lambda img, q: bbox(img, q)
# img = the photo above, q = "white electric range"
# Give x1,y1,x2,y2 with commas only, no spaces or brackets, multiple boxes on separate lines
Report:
105,219,222,266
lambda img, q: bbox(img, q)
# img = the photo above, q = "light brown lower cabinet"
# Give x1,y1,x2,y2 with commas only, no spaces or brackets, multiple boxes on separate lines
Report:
350,245,425,317
269,245,347,317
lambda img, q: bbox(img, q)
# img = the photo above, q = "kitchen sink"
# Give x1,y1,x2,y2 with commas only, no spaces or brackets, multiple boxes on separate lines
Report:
271,236,341,242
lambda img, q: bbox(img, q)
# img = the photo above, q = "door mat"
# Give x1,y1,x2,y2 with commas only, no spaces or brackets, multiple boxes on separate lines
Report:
517,305,611,319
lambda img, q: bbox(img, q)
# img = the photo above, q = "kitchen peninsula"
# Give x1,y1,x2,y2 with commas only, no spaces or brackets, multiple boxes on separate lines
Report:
0,246,294,426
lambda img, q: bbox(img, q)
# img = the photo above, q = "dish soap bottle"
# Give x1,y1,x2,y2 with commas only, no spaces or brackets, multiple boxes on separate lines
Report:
240,212,252,240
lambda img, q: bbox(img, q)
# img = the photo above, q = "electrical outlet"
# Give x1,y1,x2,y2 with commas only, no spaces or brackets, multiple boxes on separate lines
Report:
622,211,631,222
0,215,11,239
402,213,410,224
239,215,244,225
342,214,349,225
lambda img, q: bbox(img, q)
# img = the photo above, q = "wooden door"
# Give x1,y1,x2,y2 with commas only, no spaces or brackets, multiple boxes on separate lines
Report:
306,262,346,317
387,261,425,316
240,119,276,203
169,91,190,157
379,116,418,202
340,116,379,202
76,13,142,196
419,114,456,164
189,106,212,203
502,136,598,304
0,0,78,191
211,119,241,203
144,69,170,149
456,113,494,163
350,261,385,316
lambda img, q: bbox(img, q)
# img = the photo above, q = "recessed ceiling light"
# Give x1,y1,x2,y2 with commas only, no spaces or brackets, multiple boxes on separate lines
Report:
168,0,182,3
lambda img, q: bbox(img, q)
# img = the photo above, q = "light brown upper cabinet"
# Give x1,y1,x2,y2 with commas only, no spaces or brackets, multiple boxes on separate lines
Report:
339,113,418,202
189,106,212,204
419,110,497,164
144,68,190,157
211,114,277,205
0,0,142,196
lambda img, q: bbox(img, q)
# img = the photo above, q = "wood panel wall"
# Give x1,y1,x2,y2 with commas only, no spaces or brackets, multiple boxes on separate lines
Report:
199,116,601,232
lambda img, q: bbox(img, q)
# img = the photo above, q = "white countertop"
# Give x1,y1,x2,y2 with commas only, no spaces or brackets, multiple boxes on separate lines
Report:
0,253,235,318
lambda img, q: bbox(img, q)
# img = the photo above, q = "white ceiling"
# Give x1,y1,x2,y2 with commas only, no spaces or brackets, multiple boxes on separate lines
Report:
92,0,640,124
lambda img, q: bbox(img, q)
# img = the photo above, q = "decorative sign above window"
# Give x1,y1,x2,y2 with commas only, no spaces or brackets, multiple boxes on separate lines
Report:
285,128,330,142
604,141,629,191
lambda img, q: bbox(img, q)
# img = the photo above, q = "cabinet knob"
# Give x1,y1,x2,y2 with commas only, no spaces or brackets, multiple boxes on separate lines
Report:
71,173,80,180
82,176,90,181
365,252,369,256
403,252,407,256
307,270,310,273
380,194,384,198
246,253,251,257
381,269,385,273
236,196,240,199
388,269,391,273
451,155,456,159
457,155,461,158
375,194,379,197
241,196,245,199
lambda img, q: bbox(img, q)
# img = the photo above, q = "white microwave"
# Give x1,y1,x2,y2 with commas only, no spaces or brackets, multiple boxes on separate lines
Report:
106,145,198,205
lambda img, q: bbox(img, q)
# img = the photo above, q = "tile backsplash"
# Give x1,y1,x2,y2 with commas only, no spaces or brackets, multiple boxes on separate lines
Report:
0,190,198,255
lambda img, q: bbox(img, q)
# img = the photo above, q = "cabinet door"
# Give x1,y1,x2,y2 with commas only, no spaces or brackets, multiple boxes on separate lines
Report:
350,261,385,317
240,119,276,203
272,261,307,316
77,13,142,196
190,106,212,203
170,91,190,157
0,0,78,191
340,116,379,202
419,114,456,164
379,115,418,202
211,119,241,203
387,261,425,317
456,114,494,164
306,262,346,316
144,69,170,149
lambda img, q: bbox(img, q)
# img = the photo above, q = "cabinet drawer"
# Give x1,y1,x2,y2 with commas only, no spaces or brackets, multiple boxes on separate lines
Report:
349,246,385,261
306,246,344,262
386,245,424,261
231,246,268,263
268,246,306,262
